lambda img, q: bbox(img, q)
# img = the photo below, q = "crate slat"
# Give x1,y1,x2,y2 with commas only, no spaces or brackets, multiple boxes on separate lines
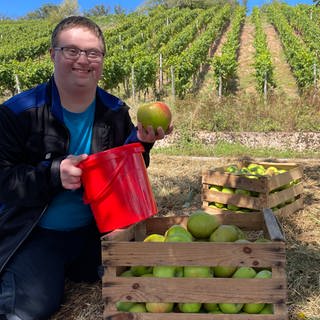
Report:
103,311,287,320
102,242,285,267
102,277,286,303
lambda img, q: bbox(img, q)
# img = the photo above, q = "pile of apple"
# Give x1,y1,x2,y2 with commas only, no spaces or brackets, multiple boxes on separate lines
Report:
224,163,282,176
208,163,299,212
116,211,273,315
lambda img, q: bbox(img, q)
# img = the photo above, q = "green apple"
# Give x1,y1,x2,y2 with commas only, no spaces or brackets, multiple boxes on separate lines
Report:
209,310,224,313
248,163,266,175
243,302,265,314
219,303,243,313
221,188,238,210
259,304,273,314
209,185,222,192
227,203,240,211
225,165,238,173
214,202,226,209
130,266,152,276
165,224,193,240
235,239,251,244
116,301,136,311
120,269,133,277
145,302,174,313
255,269,272,279
221,187,235,194
208,202,219,208
213,266,237,277
187,210,220,239
178,302,202,313
128,303,147,312
209,224,240,242
143,233,165,242
235,188,251,196
232,267,257,278
164,233,193,242
203,303,219,312
183,266,213,278
240,167,250,175
234,225,247,239
175,266,184,277
153,265,176,277
265,166,279,176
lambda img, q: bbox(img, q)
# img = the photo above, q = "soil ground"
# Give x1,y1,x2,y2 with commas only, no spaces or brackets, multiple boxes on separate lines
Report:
237,17,257,95
50,154,320,320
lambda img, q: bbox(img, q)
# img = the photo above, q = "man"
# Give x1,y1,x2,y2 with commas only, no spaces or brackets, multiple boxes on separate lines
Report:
0,16,171,320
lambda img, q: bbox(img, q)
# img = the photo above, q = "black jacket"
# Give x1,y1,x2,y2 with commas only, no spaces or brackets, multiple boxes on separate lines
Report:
0,77,152,274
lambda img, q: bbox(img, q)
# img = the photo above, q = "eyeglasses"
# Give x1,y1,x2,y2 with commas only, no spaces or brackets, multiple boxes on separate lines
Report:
54,46,104,62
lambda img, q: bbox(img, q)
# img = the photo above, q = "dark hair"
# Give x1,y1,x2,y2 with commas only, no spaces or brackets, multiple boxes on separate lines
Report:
51,16,106,53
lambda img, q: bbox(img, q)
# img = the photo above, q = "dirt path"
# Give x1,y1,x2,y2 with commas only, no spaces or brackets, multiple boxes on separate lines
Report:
263,21,299,99
237,17,257,95
198,21,232,97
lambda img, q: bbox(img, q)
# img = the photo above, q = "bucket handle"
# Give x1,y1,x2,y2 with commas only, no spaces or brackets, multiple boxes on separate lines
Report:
82,155,127,204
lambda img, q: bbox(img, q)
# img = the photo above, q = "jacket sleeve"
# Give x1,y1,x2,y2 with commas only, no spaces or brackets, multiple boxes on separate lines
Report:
0,106,61,207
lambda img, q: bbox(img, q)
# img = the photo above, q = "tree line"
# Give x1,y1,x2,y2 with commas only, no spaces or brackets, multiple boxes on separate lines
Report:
0,0,240,21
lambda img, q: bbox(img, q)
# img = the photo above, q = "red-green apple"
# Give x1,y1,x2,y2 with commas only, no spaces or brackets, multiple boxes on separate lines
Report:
137,101,172,132
145,302,174,313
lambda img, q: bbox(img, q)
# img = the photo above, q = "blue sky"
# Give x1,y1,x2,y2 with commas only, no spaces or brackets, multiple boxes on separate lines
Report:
0,0,144,18
0,0,315,19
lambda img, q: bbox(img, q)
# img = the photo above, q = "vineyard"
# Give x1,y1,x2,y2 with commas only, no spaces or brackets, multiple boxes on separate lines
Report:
0,2,320,101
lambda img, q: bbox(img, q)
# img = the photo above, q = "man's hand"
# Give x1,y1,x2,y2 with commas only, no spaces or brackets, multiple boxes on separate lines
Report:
137,122,173,143
60,154,88,190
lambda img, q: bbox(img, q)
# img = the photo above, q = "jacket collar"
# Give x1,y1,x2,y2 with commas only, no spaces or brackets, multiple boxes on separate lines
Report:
48,77,127,122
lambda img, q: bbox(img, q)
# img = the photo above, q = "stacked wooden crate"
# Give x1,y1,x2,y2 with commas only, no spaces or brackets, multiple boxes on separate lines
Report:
202,161,303,217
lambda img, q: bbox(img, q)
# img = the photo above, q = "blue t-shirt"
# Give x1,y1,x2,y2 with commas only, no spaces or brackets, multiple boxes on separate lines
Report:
39,101,95,230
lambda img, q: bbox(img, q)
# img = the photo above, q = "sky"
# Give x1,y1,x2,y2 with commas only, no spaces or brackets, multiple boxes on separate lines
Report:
0,0,315,19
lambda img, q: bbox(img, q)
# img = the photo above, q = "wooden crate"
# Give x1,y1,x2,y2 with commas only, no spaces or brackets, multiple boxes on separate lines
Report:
202,161,304,216
101,209,287,319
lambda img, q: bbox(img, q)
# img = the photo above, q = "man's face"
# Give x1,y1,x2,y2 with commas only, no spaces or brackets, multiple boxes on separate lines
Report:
50,27,104,91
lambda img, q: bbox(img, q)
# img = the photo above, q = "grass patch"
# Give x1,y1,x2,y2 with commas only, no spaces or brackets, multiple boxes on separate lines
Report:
154,140,320,159
172,90,320,132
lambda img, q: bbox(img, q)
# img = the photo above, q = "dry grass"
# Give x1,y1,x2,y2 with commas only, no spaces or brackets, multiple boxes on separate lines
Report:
51,154,320,320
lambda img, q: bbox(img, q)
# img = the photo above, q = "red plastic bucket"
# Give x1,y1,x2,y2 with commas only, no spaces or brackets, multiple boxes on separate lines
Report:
79,143,158,232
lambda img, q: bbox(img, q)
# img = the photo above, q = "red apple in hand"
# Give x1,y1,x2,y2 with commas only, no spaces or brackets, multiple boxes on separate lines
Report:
137,101,172,132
